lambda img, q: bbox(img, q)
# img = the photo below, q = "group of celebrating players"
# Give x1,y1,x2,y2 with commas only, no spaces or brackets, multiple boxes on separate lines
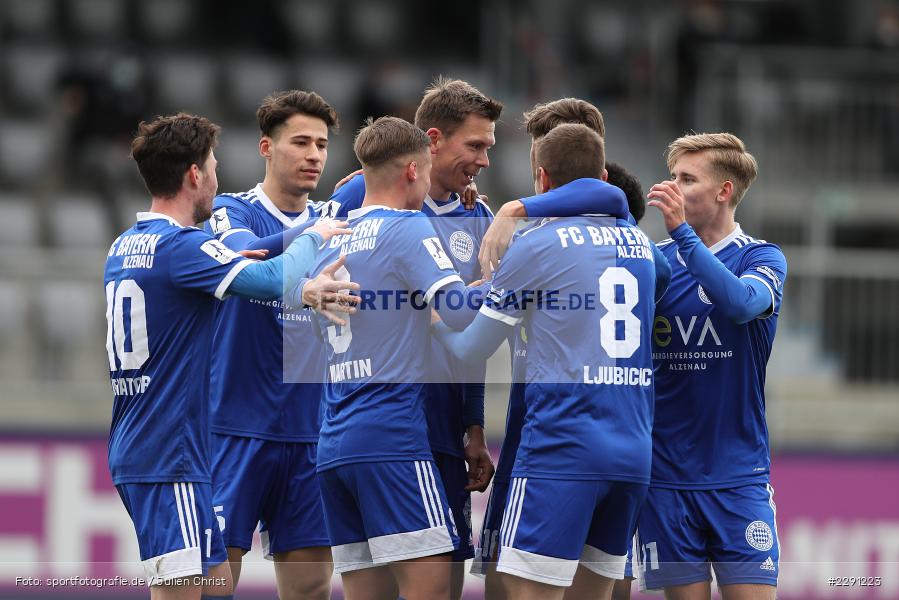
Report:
103,76,787,600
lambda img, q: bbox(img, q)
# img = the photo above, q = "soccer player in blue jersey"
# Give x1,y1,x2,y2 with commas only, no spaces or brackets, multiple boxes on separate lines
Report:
105,113,351,600
434,123,658,600
472,99,656,600
307,116,489,600
324,77,503,599
637,133,787,600
204,90,350,600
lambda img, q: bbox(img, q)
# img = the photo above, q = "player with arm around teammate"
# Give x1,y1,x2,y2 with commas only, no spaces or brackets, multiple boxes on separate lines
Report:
434,124,658,600
105,114,352,600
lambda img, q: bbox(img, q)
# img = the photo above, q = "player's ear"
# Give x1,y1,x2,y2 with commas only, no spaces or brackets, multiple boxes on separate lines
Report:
259,136,273,159
426,128,442,152
537,167,552,194
601,168,608,182
718,180,734,205
407,161,418,182
187,163,201,189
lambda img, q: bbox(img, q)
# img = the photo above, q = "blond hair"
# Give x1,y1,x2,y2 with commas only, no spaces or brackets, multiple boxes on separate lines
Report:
667,133,758,206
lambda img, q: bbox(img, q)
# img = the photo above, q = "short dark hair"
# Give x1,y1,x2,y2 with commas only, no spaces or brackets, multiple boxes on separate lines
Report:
535,123,605,188
605,161,645,223
353,116,430,169
414,76,503,136
130,112,221,198
256,90,339,137
524,98,605,139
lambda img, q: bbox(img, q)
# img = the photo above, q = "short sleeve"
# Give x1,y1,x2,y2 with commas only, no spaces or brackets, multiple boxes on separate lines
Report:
480,233,544,326
324,173,366,219
169,228,253,300
206,195,257,243
398,213,463,303
739,244,787,319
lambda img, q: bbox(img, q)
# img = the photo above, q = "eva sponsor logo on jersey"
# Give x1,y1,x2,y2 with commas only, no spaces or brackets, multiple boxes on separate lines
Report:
200,239,241,265
423,237,454,270
209,207,232,234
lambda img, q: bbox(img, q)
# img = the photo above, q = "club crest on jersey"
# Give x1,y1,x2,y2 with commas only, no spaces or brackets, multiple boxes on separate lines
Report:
449,230,475,262
200,239,240,265
745,520,774,551
423,237,454,270
697,285,712,304
210,207,231,234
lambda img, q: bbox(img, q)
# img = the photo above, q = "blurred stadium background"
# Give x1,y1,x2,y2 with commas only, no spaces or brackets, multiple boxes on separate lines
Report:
0,0,897,598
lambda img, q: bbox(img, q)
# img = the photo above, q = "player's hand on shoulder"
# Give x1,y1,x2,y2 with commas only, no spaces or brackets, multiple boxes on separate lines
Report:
302,256,360,326
310,219,352,242
462,182,486,211
334,169,363,193
647,180,687,233
478,202,520,278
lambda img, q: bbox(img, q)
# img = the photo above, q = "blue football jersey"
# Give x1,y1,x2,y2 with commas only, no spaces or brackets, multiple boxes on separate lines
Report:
105,212,252,484
309,205,463,470
651,225,786,489
324,174,494,458
204,185,326,442
482,216,657,483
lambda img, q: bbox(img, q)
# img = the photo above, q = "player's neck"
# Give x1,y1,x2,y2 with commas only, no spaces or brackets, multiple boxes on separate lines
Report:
693,215,737,248
261,180,308,214
428,180,453,202
361,188,408,211
149,196,196,227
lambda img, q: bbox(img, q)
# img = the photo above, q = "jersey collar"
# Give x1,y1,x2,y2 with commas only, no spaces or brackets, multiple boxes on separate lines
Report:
423,193,460,215
676,223,743,266
136,211,183,228
253,183,311,228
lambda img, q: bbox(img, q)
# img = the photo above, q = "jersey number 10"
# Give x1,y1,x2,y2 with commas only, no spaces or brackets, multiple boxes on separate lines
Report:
105,279,149,370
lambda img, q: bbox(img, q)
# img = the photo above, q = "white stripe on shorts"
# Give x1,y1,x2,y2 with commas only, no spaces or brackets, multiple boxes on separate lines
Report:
499,478,518,548
173,483,191,549
414,461,436,528
424,462,445,526
178,483,198,548
501,477,527,548
186,483,200,548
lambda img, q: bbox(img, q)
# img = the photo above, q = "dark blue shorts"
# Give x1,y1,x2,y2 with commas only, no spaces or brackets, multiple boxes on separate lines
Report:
116,481,227,586
496,477,647,587
211,434,328,558
319,460,460,573
636,483,780,590
433,451,475,561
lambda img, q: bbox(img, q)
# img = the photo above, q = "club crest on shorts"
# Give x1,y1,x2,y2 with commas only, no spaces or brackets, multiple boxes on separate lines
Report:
449,230,474,262
745,520,774,551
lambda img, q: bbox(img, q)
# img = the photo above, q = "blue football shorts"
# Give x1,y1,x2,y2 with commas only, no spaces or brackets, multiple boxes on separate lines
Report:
211,434,328,558
116,481,227,586
636,483,780,590
319,460,459,573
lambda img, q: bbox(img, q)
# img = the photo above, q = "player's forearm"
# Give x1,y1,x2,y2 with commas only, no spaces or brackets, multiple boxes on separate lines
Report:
432,313,509,365
432,281,484,331
651,242,672,302
520,178,629,219
671,223,771,323
226,231,323,301
462,382,486,428
244,220,318,258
